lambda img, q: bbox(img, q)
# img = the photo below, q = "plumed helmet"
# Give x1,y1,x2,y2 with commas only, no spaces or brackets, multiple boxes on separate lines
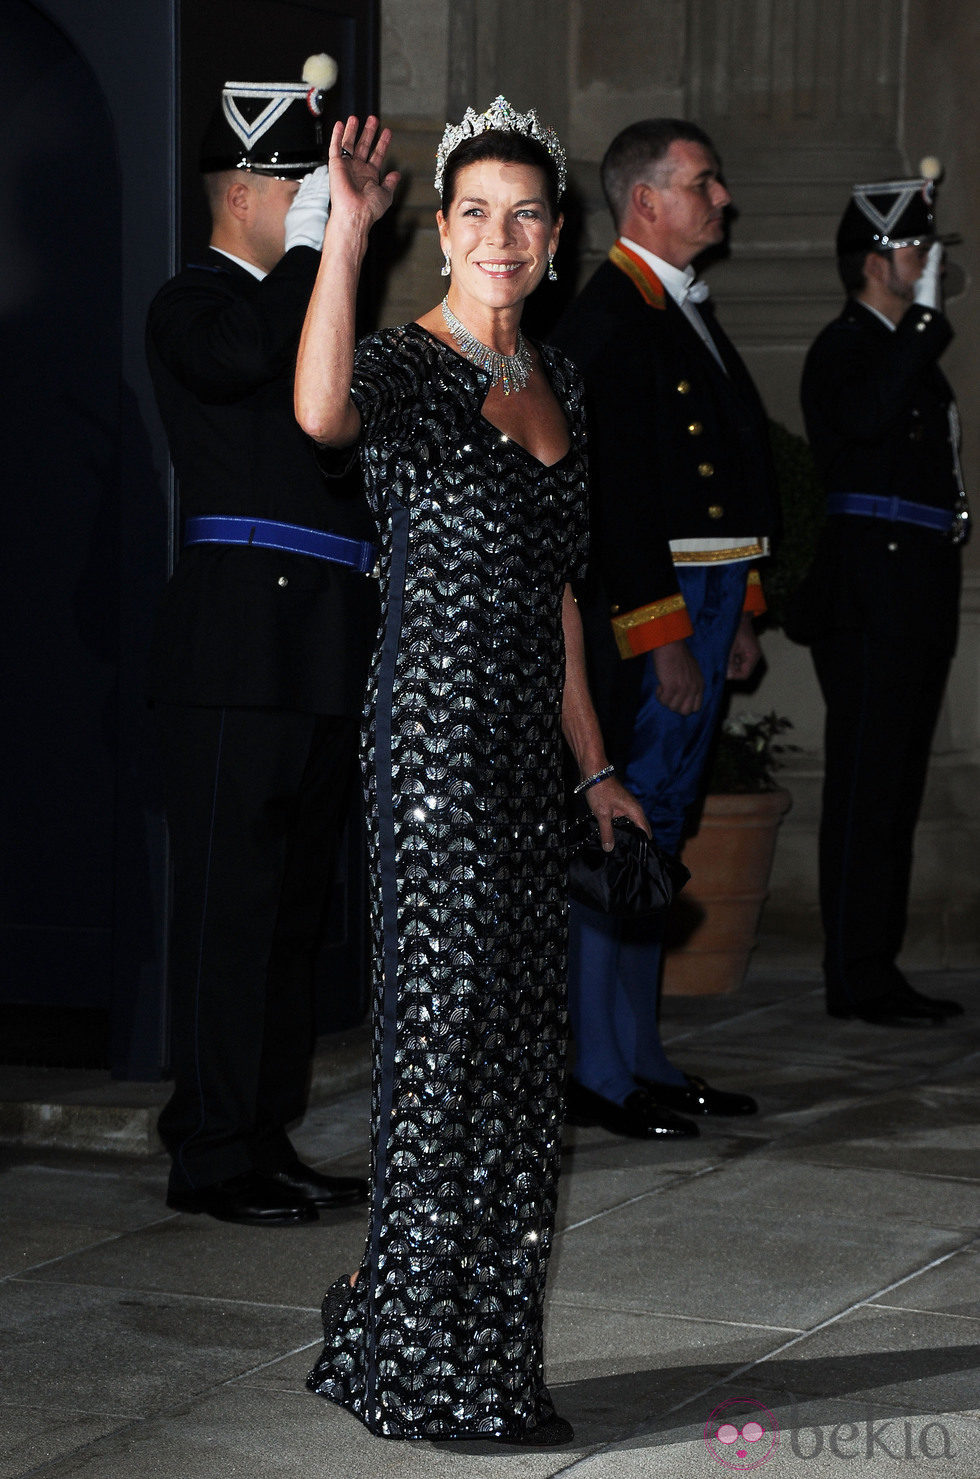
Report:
198,54,338,177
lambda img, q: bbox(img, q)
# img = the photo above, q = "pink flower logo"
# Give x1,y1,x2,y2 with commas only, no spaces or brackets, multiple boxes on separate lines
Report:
704,1397,780,1470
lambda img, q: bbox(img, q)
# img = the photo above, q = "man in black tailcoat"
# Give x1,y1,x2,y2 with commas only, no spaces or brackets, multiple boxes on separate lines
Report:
794,171,968,1025
552,119,775,1139
147,58,377,1222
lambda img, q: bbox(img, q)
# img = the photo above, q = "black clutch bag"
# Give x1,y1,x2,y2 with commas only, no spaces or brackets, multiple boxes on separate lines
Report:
568,815,690,918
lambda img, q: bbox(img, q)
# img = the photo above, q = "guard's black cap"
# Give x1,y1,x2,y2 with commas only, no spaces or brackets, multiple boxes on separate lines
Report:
836,177,937,256
199,54,337,177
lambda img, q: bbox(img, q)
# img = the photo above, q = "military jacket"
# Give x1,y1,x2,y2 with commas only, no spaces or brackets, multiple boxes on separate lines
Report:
795,299,961,653
551,246,775,659
146,247,378,712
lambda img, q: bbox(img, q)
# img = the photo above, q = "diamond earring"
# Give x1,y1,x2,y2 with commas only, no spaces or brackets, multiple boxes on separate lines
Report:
547,253,558,283
441,252,451,278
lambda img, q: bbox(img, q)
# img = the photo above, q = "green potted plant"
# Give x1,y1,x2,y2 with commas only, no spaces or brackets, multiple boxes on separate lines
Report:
663,713,795,996
706,711,796,793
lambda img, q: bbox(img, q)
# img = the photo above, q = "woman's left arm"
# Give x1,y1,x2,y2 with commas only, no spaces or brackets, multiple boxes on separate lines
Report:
561,584,650,849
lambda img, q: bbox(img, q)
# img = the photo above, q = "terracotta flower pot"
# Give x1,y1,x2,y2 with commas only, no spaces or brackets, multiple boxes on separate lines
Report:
662,787,792,996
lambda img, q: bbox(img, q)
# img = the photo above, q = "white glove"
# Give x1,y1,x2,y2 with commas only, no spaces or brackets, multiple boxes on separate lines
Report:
284,165,331,252
913,240,943,310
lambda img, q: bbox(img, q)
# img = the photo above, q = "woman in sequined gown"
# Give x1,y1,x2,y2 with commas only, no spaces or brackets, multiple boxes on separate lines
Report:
295,111,648,1447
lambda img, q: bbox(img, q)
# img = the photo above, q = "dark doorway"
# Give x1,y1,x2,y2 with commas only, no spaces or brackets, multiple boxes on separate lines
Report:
0,2,123,1068
1,0,378,1077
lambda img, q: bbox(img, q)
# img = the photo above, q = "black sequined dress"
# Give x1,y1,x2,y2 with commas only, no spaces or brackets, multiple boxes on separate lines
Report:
307,326,589,1440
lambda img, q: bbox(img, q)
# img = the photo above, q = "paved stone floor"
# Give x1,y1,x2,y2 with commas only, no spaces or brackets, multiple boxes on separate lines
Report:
2,968,978,1478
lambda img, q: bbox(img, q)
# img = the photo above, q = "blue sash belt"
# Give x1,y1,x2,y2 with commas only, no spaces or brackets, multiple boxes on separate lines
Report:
826,493,953,535
183,515,377,574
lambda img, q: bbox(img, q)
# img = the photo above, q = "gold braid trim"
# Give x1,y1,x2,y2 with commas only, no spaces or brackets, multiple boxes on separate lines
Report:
671,541,767,564
615,594,688,627
611,594,692,658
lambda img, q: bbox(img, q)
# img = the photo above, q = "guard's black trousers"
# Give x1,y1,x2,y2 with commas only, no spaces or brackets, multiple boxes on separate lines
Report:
812,631,951,1010
156,704,359,1192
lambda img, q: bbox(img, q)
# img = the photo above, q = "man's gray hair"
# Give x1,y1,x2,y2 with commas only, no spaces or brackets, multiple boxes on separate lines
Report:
601,118,717,230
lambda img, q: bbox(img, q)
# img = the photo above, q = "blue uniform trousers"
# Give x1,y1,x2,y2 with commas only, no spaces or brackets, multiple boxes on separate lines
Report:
569,563,750,1102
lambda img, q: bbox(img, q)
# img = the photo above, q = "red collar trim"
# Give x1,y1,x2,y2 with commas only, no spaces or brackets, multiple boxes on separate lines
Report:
609,241,666,308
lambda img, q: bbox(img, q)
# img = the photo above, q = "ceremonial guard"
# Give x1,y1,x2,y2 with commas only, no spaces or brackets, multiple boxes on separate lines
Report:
147,58,377,1222
795,165,969,1024
552,119,775,1136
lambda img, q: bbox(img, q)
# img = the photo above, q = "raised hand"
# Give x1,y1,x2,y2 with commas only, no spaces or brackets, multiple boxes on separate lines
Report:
328,115,400,231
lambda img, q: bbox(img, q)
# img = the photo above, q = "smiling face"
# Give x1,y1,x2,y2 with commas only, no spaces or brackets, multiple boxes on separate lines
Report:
635,138,731,269
437,158,561,315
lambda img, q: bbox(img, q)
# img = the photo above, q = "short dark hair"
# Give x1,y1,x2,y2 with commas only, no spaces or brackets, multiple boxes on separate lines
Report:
837,247,883,295
440,129,561,217
601,118,717,229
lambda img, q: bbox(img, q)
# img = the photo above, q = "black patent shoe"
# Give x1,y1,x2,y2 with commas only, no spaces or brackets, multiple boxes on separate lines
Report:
265,1160,368,1207
636,1071,758,1117
565,1078,698,1138
441,1413,575,1447
166,1170,318,1225
501,1414,575,1446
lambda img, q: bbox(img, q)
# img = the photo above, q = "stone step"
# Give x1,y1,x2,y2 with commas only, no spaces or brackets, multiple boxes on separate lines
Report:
0,1026,371,1158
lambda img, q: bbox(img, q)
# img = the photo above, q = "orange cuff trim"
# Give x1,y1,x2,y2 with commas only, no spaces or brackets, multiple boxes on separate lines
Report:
609,241,666,309
742,568,767,616
611,595,694,659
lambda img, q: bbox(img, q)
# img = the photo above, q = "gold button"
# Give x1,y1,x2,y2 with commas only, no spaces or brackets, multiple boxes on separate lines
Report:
277,575,289,587
708,504,724,519
676,379,691,394
610,603,620,614
687,421,703,436
698,461,714,477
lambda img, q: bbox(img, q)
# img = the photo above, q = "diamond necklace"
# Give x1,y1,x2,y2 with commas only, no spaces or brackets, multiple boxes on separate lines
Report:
440,297,533,395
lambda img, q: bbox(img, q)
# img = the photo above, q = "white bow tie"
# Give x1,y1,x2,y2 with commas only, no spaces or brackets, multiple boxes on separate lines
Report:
685,279,710,305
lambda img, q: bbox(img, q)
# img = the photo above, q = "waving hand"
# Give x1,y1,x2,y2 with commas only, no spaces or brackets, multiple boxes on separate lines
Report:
328,115,400,230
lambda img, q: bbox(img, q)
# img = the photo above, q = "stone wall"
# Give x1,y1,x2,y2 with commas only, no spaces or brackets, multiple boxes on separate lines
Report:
376,0,980,966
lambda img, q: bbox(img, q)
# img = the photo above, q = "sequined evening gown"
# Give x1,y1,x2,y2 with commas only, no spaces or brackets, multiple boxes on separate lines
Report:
307,326,589,1440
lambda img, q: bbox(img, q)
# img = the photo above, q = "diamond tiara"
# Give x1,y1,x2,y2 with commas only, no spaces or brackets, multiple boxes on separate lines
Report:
434,95,567,197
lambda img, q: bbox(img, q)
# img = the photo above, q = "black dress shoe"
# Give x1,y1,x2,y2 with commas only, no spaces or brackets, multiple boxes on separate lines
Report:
892,982,964,1017
565,1078,698,1138
828,962,964,1024
437,1413,575,1447
828,989,958,1025
265,1160,367,1208
491,1414,575,1446
166,1170,318,1225
636,1072,758,1117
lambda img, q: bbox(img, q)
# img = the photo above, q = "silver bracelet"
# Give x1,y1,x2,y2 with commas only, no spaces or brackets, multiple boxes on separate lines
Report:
574,764,615,795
